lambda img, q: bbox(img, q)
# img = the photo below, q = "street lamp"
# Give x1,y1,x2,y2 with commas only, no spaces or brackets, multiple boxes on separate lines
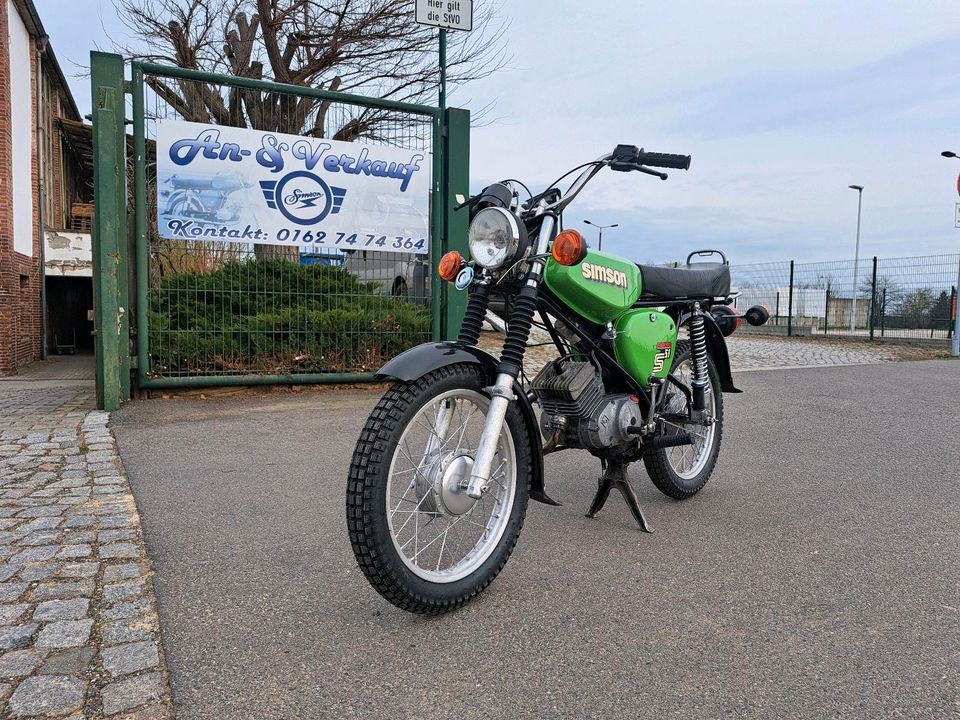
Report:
848,185,864,335
941,150,960,357
583,220,618,252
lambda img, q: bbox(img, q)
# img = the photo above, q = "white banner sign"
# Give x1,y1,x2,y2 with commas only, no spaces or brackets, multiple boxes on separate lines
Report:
156,120,430,254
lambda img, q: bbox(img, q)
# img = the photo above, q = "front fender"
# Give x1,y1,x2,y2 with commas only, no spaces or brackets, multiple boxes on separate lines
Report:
377,342,560,506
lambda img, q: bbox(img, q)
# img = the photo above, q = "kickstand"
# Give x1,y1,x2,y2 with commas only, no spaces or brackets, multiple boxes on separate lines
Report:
585,461,653,533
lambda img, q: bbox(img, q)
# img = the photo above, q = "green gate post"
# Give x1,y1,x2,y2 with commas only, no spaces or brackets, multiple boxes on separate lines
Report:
90,52,128,411
131,65,149,387
869,256,878,340
787,260,794,337
442,108,470,340
430,113,444,342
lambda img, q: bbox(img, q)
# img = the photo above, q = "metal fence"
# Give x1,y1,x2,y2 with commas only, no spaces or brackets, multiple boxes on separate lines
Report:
730,254,960,342
91,53,470,408
132,63,440,386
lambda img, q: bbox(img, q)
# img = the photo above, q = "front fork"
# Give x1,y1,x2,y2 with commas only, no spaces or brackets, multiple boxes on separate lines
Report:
464,214,557,499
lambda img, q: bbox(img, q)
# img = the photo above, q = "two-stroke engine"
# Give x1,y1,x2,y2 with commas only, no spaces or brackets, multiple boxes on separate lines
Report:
531,359,642,450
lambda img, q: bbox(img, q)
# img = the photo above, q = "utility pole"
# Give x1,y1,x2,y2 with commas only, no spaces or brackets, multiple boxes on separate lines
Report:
942,151,960,357
848,185,864,335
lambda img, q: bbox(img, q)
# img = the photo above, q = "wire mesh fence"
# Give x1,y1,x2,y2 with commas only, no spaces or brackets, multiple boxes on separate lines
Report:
135,68,436,380
731,254,959,342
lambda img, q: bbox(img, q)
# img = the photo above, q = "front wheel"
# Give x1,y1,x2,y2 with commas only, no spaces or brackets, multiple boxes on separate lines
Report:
643,340,724,499
346,364,531,614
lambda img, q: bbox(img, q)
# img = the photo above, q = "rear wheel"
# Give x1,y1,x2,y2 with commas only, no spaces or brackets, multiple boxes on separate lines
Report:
643,341,724,499
346,364,531,614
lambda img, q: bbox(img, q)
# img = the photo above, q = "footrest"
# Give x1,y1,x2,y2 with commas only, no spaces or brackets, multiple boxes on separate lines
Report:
649,433,693,449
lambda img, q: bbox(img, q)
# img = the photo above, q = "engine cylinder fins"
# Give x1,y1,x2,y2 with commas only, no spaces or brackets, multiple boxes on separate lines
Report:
530,359,604,419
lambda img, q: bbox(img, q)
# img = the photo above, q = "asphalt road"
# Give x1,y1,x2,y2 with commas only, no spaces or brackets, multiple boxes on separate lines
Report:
113,361,960,720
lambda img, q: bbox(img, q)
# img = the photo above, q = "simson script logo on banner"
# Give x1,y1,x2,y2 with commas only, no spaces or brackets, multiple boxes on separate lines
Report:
156,120,430,254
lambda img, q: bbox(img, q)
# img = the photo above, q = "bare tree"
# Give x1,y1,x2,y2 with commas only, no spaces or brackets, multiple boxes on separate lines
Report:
115,0,508,258
116,0,506,135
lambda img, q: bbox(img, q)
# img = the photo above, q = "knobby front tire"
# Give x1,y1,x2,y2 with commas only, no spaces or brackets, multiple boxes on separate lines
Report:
346,364,531,614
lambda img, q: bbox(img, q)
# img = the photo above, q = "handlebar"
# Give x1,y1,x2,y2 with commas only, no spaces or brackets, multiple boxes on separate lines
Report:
637,151,691,170
486,144,694,217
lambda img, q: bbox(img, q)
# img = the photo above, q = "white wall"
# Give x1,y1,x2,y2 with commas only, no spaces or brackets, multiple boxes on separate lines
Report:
7,0,34,257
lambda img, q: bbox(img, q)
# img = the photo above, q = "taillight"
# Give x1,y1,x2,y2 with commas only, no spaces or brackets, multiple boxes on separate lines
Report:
710,305,741,337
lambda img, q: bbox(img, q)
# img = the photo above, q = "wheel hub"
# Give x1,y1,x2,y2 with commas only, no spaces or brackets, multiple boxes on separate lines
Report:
415,452,477,517
438,454,477,516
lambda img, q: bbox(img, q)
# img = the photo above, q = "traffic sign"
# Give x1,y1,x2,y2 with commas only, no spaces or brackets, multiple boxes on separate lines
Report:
415,0,473,32
955,202,960,228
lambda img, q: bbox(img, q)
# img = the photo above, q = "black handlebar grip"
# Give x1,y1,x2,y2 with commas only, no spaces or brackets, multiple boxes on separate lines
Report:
638,152,691,170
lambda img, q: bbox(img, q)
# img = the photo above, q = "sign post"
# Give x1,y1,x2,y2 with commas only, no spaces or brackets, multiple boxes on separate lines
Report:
415,1,474,112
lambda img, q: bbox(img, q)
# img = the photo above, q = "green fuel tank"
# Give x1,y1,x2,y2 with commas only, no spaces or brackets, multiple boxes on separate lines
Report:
543,251,642,324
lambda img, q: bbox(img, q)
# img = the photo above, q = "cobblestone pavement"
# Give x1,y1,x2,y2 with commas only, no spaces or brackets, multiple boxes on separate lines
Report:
0,358,172,718
724,335,897,370
477,323,941,377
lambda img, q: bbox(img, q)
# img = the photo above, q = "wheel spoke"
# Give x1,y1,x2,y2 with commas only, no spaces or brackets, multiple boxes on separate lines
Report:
661,357,718,481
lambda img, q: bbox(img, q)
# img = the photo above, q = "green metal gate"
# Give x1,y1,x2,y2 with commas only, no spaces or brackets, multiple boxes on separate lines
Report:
90,52,469,410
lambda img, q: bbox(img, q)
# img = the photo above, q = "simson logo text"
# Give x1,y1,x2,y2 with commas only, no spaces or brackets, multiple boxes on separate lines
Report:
580,262,629,289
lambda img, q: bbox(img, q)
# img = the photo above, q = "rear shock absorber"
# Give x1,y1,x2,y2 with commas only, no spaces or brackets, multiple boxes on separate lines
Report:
457,283,491,346
689,303,710,412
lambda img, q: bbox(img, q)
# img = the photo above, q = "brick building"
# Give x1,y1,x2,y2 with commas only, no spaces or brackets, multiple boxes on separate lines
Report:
1,0,89,376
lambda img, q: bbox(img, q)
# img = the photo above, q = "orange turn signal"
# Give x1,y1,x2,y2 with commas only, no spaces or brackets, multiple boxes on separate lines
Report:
438,251,465,282
551,229,588,266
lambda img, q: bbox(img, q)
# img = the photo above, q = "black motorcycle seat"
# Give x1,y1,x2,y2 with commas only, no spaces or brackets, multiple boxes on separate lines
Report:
637,262,731,300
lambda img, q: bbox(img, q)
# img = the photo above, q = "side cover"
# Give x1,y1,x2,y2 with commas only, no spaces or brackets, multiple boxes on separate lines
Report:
614,310,679,388
376,342,559,506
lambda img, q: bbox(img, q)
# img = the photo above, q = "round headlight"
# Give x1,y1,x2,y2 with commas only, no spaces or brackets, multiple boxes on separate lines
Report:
468,207,523,270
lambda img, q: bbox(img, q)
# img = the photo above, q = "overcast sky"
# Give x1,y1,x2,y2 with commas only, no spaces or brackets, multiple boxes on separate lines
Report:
36,0,960,264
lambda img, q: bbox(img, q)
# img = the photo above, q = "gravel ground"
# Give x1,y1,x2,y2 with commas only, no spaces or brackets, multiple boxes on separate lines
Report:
113,360,960,720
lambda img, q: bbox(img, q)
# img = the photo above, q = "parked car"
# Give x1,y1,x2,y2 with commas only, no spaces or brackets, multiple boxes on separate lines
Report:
341,250,430,305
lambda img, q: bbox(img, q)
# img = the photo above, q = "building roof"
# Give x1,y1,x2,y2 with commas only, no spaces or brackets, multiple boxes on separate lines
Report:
58,117,154,181
12,0,82,122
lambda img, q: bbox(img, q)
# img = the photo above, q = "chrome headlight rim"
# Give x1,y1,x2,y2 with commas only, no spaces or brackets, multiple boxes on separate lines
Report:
468,206,524,270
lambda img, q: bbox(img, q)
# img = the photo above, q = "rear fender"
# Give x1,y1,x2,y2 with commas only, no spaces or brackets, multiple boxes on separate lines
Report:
377,342,559,506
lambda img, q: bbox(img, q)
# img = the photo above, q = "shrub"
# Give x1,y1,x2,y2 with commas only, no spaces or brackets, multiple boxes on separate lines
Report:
147,259,430,376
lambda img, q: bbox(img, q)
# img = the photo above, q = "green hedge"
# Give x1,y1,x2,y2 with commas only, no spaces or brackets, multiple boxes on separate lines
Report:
148,259,430,375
